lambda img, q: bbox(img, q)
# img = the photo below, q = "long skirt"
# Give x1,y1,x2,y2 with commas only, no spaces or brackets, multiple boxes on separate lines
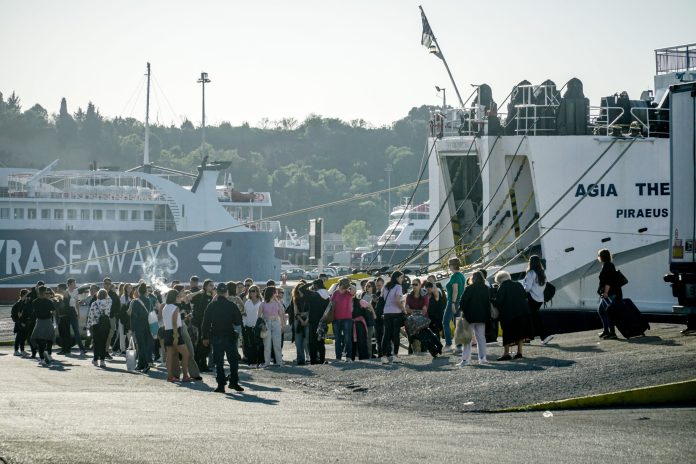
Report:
500,314,534,347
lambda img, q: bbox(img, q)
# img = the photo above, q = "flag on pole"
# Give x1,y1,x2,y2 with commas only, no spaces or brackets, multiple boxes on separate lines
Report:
421,9,443,60
421,10,435,48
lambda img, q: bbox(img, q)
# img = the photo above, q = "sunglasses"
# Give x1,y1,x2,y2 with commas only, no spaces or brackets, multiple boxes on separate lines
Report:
249,289,257,293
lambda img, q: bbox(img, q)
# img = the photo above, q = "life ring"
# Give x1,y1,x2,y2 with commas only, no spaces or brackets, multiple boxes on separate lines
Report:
255,193,266,202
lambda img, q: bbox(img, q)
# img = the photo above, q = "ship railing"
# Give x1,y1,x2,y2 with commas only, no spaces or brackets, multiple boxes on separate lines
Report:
589,105,625,136
430,106,488,138
629,107,670,138
248,220,282,233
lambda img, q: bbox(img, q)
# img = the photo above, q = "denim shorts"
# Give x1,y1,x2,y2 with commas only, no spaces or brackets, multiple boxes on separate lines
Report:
163,328,185,347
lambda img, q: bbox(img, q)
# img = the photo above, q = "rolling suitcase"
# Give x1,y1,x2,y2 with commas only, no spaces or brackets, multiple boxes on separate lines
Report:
417,328,443,358
607,298,650,339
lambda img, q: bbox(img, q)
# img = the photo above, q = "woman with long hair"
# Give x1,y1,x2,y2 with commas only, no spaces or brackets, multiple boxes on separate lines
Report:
243,284,263,367
522,255,553,345
260,286,285,367
291,282,310,365
162,289,192,382
381,271,405,364
597,249,621,339
87,289,112,367
30,286,56,366
115,283,133,355
361,281,377,358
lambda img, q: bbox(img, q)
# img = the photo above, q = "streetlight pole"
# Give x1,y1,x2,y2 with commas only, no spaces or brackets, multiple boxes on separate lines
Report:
197,72,211,147
436,86,446,111
385,163,393,214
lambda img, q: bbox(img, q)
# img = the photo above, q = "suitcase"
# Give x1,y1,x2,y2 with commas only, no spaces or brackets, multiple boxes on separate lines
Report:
607,298,650,339
485,318,499,343
417,328,443,358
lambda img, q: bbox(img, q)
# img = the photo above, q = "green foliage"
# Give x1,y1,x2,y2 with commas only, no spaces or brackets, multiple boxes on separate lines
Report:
0,90,436,233
342,220,370,250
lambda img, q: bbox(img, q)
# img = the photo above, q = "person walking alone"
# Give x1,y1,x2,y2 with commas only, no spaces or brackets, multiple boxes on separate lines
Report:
597,248,621,340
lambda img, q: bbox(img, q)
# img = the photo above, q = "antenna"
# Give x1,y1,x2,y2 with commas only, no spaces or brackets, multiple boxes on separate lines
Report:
197,72,211,146
144,62,151,168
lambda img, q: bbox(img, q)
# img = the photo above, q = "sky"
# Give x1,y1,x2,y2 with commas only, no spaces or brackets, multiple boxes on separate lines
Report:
1,0,695,128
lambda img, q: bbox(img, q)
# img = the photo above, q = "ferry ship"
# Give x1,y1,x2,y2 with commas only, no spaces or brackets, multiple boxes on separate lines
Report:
362,200,431,267
424,43,696,316
0,160,280,301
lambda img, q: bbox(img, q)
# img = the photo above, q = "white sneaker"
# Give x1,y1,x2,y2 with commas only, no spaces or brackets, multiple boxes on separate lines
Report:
456,360,471,368
43,352,51,364
479,359,488,365
14,350,21,356
541,335,555,345
99,361,106,368
39,359,47,366
46,353,53,363
392,356,402,364
344,359,352,364
92,360,98,367
20,350,28,356
381,356,389,364
260,363,269,368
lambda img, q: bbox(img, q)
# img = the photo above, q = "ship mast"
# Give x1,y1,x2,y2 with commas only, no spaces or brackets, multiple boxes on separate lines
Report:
144,62,151,170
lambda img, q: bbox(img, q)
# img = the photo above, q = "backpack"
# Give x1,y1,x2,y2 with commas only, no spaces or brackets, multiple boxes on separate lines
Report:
543,282,556,304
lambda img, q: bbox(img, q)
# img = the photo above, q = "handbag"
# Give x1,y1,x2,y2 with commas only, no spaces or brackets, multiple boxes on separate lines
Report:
490,304,500,320
321,300,335,324
454,317,473,345
125,337,137,372
616,270,629,287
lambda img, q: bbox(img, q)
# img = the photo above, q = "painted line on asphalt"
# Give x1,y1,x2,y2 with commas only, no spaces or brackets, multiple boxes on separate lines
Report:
495,378,696,412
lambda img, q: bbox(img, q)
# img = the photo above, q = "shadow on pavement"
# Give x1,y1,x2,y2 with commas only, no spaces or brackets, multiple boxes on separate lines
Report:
238,380,282,392
546,344,605,353
619,336,682,346
224,392,279,405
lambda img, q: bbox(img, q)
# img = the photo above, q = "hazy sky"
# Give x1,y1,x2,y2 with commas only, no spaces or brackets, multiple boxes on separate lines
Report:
2,0,695,128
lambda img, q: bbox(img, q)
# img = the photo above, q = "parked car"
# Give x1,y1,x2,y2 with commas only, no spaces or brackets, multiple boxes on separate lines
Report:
333,266,353,276
283,268,306,280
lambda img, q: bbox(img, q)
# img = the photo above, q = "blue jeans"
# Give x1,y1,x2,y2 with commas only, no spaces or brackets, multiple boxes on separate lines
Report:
442,301,456,346
332,319,353,360
212,334,239,386
295,321,309,364
68,313,85,351
598,296,616,333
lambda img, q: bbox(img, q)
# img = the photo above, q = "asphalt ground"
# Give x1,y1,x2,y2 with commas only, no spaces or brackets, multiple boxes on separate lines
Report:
1,323,695,463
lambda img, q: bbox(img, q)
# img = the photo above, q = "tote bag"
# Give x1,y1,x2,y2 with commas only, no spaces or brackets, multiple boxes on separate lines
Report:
125,337,137,372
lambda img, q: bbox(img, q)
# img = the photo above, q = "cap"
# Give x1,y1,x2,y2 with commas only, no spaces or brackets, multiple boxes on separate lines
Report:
216,282,228,293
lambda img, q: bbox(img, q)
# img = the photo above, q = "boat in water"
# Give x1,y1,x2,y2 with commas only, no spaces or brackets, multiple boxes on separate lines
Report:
0,64,280,301
424,43,696,316
361,200,431,267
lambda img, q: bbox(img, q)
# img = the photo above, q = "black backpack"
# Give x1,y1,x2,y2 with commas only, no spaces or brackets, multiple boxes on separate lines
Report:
543,282,556,304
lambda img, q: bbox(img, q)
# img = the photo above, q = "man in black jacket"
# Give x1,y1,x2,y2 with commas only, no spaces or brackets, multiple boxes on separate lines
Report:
103,277,121,357
202,283,244,393
11,289,30,355
299,279,329,365
130,283,152,373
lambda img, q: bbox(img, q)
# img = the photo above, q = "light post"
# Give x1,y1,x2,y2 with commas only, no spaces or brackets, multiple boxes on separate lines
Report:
436,85,446,110
197,72,211,147
385,163,393,214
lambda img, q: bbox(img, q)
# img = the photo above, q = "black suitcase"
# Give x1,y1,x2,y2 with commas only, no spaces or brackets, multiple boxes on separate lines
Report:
607,298,650,338
417,328,443,358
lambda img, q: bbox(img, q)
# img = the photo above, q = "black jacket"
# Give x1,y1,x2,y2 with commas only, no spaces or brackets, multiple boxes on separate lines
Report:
192,292,213,329
107,289,121,319
32,298,55,320
129,297,150,332
201,298,242,339
599,262,623,299
11,299,30,333
492,280,529,322
299,283,329,325
460,282,491,324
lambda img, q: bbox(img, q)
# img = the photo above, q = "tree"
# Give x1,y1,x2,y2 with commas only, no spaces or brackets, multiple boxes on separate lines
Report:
342,220,370,250
56,97,77,146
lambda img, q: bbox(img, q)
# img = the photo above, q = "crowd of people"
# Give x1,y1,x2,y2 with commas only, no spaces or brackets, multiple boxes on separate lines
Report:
10,250,629,393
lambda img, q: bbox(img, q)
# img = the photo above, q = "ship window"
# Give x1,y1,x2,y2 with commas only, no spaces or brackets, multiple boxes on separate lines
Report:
409,229,428,241
81,209,90,220
131,210,141,220
0,208,9,219
54,209,64,220
119,210,128,221
93,210,103,220
13,208,24,220
28,208,37,219
143,210,153,221
106,210,116,220
41,209,51,219
67,209,77,220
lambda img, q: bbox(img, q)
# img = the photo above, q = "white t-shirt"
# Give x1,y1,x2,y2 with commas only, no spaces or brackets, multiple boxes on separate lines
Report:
522,270,546,303
243,299,262,327
162,304,182,330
